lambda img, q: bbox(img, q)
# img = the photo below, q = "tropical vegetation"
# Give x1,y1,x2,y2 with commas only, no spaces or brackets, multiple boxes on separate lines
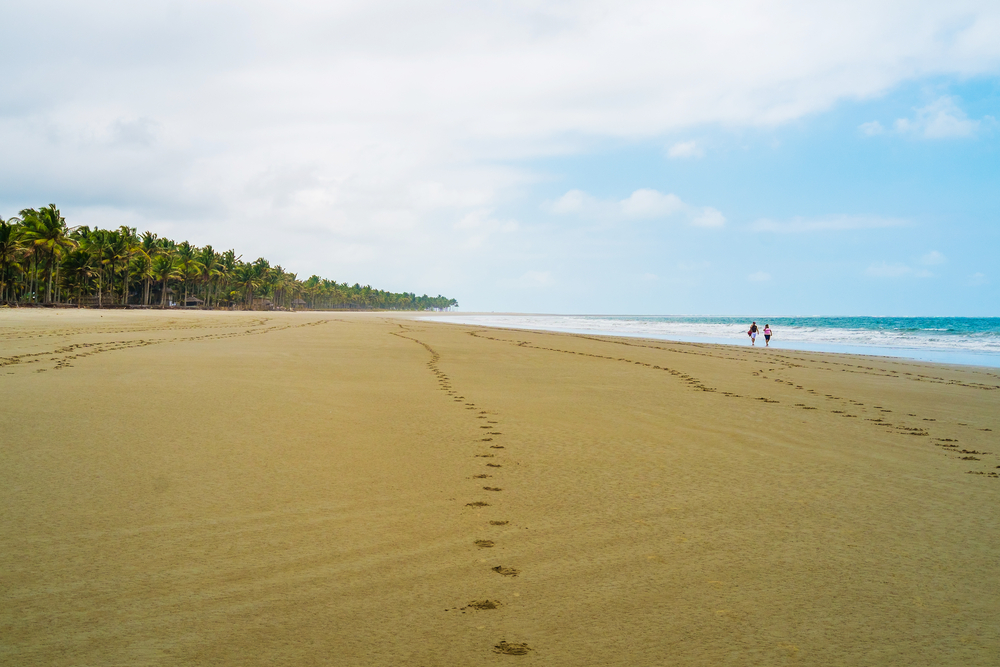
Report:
0,205,458,310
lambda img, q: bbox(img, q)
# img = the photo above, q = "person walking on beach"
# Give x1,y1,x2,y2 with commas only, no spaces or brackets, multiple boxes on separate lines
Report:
763,324,772,346
748,321,758,346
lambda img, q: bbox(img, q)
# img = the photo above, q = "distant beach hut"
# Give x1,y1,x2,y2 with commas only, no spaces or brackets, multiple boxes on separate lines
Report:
291,298,307,309
184,295,204,308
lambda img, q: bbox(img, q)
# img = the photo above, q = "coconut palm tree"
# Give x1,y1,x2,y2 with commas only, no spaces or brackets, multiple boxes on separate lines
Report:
136,231,159,305
232,261,262,309
60,249,97,306
130,251,153,307
150,254,181,308
117,226,138,305
0,217,27,302
74,227,107,306
101,232,129,305
19,205,75,303
173,241,203,305
196,245,220,308
215,249,239,308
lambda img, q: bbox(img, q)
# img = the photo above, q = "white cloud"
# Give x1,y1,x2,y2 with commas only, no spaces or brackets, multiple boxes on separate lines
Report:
865,262,933,278
748,271,771,282
859,121,884,136
549,188,724,227
667,140,704,158
1,1,999,296
919,250,946,265
692,207,726,228
895,97,980,138
968,272,989,286
620,189,685,219
548,190,594,215
751,215,905,232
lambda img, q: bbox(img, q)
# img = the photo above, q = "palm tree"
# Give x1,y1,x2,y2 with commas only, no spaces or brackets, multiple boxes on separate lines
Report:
216,249,239,308
150,254,181,308
60,249,97,306
101,232,129,306
0,217,26,302
196,245,220,308
136,231,159,305
173,241,203,305
117,226,138,305
232,262,261,309
19,204,75,303
130,252,153,307
75,227,107,306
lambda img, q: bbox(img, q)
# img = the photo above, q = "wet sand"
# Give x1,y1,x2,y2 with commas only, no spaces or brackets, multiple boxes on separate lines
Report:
1,309,998,665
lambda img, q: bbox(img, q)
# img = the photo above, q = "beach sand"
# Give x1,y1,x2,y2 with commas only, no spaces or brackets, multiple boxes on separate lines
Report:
1,310,998,665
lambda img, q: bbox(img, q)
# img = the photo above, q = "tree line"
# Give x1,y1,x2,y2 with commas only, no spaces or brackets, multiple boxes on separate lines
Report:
0,204,458,311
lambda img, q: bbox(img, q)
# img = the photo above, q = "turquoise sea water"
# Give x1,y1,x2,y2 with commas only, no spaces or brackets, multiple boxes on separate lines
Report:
431,315,1000,368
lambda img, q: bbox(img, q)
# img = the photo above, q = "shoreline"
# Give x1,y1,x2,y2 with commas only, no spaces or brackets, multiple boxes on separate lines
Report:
419,313,1000,369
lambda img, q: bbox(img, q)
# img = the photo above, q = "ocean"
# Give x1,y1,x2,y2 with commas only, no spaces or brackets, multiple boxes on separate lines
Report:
426,315,1000,368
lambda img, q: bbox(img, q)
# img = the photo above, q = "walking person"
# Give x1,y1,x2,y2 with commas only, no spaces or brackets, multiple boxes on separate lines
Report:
763,323,772,346
748,321,758,346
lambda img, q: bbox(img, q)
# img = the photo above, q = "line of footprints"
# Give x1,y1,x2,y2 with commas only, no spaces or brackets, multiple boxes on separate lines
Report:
1,320,328,375
467,329,999,479
392,326,532,657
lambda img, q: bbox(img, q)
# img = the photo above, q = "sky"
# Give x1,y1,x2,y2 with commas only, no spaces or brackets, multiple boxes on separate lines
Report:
1,0,998,315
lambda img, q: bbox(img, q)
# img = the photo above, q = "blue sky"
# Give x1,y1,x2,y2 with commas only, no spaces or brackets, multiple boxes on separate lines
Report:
1,1,998,315
487,78,1000,315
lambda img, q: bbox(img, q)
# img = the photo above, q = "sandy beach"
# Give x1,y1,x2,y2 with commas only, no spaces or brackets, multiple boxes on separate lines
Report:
1,309,998,666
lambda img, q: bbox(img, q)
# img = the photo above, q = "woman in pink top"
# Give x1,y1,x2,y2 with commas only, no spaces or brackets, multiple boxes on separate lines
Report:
763,324,772,346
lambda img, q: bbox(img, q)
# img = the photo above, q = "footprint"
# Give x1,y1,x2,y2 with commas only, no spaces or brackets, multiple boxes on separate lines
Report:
489,520,509,525
493,641,531,655
473,474,491,479
475,539,495,548
483,486,502,491
468,599,500,610
467,501,490,507
492,565,519,577
486,463,501,468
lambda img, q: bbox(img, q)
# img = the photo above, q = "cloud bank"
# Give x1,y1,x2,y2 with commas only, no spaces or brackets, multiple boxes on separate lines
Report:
2,0,999,298
550,189,724,227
